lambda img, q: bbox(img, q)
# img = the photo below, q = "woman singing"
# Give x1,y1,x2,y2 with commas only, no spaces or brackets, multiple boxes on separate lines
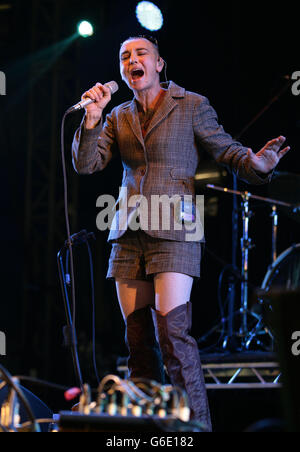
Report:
72,35,290,431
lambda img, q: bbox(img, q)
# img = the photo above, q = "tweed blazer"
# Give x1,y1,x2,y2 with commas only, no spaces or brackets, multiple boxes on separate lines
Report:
72,81,271,242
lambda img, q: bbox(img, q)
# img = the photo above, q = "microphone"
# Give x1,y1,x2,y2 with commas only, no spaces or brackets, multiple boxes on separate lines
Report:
67,81,119,113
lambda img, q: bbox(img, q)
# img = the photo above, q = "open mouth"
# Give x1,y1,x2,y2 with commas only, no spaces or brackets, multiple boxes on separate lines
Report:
130,69,145,81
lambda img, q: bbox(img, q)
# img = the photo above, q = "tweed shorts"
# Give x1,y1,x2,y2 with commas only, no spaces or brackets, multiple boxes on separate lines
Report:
106,229,202,281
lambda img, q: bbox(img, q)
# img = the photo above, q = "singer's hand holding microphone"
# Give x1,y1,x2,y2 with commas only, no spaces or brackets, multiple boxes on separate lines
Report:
67,81,119,130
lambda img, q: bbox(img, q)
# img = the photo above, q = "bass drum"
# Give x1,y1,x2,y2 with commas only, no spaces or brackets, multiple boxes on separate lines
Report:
261,243,300,291
258,243,300,349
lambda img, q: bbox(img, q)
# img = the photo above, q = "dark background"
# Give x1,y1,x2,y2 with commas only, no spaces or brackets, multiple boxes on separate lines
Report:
0,0,299,419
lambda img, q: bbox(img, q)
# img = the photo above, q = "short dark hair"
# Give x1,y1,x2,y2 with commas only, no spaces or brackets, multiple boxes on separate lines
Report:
120,35,160,56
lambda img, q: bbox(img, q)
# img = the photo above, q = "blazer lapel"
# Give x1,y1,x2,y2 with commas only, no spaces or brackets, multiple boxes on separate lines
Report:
144,88,179,139
124,100,144,148
123,82,184,144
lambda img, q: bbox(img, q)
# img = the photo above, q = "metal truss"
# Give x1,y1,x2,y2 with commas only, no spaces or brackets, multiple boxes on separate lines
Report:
202,360,281,389
117,356,281,390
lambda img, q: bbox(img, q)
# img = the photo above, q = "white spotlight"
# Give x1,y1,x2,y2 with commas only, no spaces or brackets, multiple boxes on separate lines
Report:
136,2,163,31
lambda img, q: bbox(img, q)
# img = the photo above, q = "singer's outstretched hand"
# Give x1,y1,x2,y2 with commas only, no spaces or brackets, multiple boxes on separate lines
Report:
247,136,291,174
82,83,112,128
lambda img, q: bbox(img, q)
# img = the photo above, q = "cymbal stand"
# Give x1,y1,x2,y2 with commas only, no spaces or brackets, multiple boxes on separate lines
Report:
240,191,253,337
200,79,297,352
271,205,278,263
244,204,278,350
205,184,296,351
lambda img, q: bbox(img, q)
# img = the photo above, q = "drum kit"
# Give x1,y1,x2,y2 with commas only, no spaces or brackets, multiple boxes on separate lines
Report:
203,172,300,353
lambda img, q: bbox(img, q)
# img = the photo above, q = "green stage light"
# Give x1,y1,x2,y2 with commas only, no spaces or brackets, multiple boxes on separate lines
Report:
77,21,94,38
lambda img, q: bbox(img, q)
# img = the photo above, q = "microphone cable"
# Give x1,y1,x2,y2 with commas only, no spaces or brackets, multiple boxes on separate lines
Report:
60,110,82,390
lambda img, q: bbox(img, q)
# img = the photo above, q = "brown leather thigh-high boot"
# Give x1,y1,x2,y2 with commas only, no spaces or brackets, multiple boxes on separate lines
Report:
125,305,165,383
153,302,212,431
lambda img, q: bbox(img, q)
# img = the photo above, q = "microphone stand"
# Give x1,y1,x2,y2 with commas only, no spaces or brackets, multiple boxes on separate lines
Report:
57,244,83,390
57,230,95,390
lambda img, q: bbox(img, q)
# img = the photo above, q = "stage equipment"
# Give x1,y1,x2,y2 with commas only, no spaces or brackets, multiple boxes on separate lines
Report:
261,243,300,293
0,365,53,432
58,375,207,432
0,366,204,432
202,184,298,351
254,244,300,341
57,230,98,389
225,76,295,351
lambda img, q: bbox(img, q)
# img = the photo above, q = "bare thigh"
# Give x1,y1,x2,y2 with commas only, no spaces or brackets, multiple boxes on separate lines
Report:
115,272,194,320
154,272,194,315
115,279,155,320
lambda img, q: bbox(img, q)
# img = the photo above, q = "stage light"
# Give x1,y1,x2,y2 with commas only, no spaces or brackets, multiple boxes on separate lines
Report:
77,21,94,38
136,2,163,31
